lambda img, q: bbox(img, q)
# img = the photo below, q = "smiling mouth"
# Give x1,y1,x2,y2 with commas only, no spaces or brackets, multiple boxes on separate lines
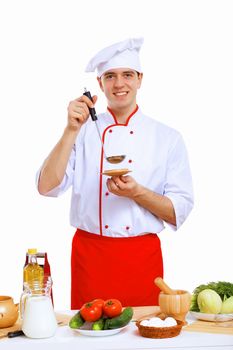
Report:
113,92,128,96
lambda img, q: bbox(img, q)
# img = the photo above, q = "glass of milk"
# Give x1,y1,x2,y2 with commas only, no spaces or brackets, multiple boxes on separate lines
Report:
20,276,57,338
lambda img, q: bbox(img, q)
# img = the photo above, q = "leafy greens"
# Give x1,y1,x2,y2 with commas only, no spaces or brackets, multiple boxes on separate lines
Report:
190,281,233,312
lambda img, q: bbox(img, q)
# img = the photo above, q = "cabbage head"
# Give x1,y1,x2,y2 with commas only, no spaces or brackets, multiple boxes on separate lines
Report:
221,296,233,313
197,289,222,313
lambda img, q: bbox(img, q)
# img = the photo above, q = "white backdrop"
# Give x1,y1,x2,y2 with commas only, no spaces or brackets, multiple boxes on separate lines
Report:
0,0,232,310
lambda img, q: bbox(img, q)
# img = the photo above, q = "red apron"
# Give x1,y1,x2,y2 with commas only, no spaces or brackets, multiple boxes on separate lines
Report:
71,229,163,309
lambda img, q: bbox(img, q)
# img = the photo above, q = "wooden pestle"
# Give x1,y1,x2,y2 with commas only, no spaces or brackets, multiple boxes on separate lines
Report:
154,277,177,295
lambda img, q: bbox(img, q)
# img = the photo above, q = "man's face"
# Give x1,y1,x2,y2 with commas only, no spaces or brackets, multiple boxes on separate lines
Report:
97,68,143,112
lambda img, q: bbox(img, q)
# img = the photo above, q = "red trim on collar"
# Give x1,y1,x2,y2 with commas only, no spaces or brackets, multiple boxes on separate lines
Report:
107,105,139,126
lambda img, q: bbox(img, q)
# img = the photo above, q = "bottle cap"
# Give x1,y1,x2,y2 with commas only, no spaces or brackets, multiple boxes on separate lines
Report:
27,248,37,255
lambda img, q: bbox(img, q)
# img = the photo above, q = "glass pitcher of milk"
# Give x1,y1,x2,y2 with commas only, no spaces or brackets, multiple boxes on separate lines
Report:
20,276,57,338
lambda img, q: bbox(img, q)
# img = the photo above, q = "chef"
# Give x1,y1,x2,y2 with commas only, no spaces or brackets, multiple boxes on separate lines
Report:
37,38,194,309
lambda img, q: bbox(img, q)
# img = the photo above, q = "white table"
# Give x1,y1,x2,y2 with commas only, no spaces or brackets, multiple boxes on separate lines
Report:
0,311,232,350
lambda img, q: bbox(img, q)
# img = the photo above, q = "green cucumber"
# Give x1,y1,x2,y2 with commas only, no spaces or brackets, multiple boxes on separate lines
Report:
92,317,105,330
69,311,85,329
104,307,133,329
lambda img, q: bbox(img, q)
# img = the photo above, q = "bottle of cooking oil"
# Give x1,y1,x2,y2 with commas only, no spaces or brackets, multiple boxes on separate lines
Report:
23,248,44,284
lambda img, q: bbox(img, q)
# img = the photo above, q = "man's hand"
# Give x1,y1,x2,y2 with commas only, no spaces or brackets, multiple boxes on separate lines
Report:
67,94,98,132
106,175,142,199
106,174,176,226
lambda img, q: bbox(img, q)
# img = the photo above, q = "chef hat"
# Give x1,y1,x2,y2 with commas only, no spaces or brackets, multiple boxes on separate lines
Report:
85,37,144,77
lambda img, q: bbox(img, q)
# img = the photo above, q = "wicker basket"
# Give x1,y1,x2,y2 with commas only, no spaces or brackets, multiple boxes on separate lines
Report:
136,319,184,339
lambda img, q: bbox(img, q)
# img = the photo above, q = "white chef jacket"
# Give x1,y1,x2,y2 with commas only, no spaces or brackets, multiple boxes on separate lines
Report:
37,107,193,237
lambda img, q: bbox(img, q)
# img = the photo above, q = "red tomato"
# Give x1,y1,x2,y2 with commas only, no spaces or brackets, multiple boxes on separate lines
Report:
92,298,105,310
80,302,102,322
103,299,122,318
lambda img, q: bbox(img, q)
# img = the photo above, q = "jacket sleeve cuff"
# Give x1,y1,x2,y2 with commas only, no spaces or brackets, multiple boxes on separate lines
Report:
165,193,194,231
35,163,74,197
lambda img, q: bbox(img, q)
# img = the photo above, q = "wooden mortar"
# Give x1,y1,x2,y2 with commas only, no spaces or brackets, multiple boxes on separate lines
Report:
154,277,191,324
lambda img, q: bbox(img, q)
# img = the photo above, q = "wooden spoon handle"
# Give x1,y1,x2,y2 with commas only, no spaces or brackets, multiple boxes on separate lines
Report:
154,277,176,295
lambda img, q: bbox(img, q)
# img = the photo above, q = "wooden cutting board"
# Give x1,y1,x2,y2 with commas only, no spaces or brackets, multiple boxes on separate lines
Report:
133,307,233,335
132,306,161,321
0,321,22,339
184,319,233,335
0,313,70,339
